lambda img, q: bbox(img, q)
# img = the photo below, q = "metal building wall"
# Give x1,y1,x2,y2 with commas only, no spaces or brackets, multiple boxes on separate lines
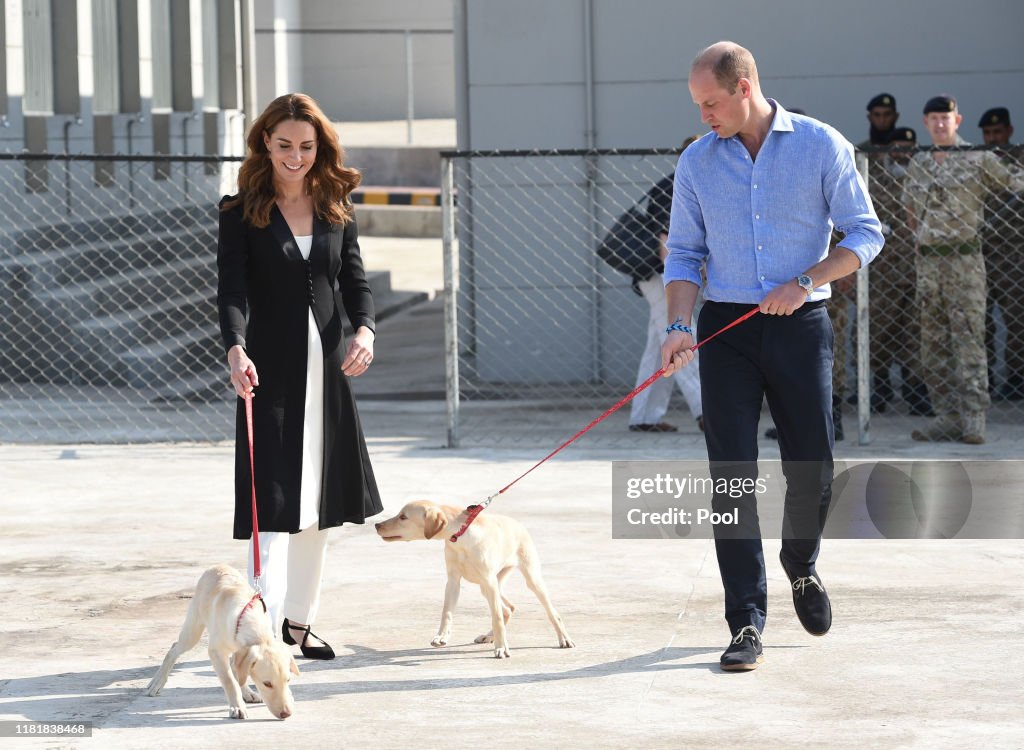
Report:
456,0,1024,150
253,0,454,122
451,0,1024,384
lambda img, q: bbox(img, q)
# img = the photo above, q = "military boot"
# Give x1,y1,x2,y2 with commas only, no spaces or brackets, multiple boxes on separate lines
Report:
961,412,986,445
911,414,963,442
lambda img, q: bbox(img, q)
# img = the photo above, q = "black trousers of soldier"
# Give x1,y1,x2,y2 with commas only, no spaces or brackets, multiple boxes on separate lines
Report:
698,301,835,634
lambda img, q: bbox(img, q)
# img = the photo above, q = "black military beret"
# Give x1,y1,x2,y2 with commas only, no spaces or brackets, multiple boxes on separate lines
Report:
978,107,1011,128
867,93,897,110
887,127,917,144
923,95,957,114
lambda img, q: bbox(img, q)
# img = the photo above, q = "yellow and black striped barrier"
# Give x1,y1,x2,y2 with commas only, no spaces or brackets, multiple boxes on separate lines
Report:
352,187,441,207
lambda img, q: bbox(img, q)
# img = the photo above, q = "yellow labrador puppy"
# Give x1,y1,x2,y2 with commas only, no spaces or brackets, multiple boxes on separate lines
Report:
146,564,299,719
376,500,575,658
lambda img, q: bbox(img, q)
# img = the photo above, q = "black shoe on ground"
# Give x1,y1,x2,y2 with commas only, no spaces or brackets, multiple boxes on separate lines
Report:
779,552,832,636
282,617,336,660
720,625,764,671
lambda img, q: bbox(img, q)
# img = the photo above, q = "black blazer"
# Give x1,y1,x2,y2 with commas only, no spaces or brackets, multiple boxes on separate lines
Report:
217,197,383,538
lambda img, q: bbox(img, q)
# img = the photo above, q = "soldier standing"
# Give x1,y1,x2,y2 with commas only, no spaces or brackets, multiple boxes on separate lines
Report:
867,126,932,415
977,107,1024,400
860,93,900,150
903,95,1024,444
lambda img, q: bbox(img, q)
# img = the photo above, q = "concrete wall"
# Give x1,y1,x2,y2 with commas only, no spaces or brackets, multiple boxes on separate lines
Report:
457,0,1024,149
453,0,1024,386
254,0,454,122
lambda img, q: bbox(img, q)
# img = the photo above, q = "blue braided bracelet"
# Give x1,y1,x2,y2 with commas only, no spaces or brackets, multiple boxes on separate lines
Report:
665,322,693,335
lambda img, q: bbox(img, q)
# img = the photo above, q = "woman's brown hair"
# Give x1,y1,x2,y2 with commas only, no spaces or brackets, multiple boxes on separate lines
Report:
221,93,361,227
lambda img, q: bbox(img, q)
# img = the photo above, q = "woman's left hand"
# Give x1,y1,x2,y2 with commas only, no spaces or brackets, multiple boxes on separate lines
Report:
342,326,375,377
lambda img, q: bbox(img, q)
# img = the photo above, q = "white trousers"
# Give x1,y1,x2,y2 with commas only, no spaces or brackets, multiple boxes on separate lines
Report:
629,275,703,424
247,523,330,632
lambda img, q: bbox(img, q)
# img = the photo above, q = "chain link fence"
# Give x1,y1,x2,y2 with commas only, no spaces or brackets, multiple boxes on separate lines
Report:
3,146,1021,447
0,154,241,442
441,146,1024,448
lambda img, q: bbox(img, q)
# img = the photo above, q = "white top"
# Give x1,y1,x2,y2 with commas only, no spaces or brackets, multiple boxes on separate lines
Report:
294,234,322,529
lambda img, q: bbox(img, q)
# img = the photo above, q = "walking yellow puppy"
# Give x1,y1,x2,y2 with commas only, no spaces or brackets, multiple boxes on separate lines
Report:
146,565,299,719
376,501,575,658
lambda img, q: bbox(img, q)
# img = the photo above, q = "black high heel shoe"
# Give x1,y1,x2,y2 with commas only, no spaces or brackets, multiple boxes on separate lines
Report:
282,617,336,660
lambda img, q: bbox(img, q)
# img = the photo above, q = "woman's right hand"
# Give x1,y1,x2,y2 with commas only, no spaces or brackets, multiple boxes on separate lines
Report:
227,345,259,397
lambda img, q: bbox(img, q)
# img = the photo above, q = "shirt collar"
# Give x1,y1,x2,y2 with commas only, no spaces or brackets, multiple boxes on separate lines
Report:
767,99,795,133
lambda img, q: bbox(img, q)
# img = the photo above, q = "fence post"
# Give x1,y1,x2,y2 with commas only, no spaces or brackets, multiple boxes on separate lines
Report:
405,30,416,145
855,151,871,445
441,155,460,448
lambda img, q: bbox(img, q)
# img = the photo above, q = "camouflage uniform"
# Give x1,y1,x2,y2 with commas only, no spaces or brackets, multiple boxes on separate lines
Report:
981,145,1024,399
903,136,1024,441
866,152,928,409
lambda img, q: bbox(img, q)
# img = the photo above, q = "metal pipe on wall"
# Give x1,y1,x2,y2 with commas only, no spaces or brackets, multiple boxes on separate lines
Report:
441,157,460,447
452,0,477,391
240,0,258,130
582,0,601,383
63,115,83,216
405,30,415,145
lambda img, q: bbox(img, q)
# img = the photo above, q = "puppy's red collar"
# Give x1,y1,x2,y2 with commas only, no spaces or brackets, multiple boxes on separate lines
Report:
235,593,266,637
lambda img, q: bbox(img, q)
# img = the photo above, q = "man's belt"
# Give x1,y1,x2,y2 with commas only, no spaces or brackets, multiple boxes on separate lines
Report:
919,242,980,257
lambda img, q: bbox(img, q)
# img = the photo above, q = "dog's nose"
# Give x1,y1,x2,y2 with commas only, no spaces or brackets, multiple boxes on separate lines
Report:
279,708,292,720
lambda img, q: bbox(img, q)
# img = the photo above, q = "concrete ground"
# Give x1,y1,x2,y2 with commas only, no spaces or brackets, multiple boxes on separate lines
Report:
3,235,1024,748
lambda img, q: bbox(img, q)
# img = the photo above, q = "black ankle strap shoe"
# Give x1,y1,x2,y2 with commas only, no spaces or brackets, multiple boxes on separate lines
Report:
282,617,336,660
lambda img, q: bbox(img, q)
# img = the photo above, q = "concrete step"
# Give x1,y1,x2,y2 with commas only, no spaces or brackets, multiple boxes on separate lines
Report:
114,325,222,388
0,229,217,289
357,204,441,238
73,293,216,352
6,205,216,253
149,288,431,404
35,257,216,320
364,269,392,299
150,372,233,405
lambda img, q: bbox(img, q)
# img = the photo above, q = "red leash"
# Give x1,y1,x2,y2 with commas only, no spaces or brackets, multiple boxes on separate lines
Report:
236,393,264,637
244,393,262,584
449,306,760,541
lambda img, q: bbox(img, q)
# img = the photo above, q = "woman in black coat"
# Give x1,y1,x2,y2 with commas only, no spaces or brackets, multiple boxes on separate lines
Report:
217,93,383,660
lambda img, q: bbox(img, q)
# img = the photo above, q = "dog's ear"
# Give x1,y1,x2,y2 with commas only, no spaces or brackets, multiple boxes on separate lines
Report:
289,655,300,676
424,506,447,539
234,645,260,677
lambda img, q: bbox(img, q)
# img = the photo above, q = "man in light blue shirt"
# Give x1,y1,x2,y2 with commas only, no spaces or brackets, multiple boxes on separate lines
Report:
660,41,883,671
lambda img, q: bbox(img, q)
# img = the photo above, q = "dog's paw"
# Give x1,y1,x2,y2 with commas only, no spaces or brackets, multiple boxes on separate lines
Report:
242,688,262,704
228,706,248,720
558,635,576,649
144,684,161,697
493,644,510,658
430,634,448,648
474,632,494,644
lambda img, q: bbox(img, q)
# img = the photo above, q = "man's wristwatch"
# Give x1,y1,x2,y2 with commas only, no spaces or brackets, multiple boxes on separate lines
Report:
796,274,814,297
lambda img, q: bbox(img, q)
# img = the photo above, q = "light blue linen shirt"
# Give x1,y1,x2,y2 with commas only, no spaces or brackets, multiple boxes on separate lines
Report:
664,101,883,303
